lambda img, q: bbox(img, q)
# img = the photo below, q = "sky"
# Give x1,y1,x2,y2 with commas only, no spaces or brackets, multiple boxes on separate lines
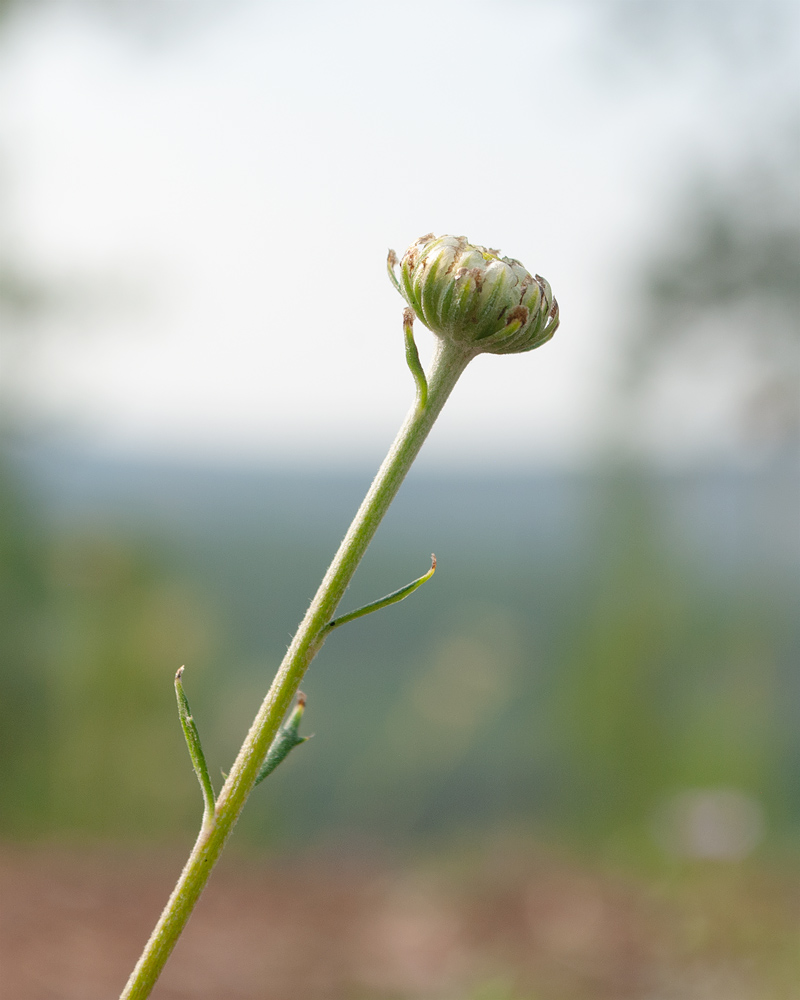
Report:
0,0,796,468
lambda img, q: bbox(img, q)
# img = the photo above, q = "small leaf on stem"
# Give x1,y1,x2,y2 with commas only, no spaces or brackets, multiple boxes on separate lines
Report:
254,693,310,786
325,554,437,634
403,308,428,408
175,666,215,821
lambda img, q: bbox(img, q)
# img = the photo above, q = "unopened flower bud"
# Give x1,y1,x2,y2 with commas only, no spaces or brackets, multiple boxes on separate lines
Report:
388,234,559,355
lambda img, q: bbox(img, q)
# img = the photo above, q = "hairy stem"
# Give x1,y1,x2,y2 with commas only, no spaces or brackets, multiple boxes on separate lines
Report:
119,336,474,999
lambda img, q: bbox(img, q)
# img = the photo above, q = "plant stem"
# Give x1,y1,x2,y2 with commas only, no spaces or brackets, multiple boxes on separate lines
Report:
119,336,475,999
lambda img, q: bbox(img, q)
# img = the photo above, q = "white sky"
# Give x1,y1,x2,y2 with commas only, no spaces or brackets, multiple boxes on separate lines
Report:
0,0,795,468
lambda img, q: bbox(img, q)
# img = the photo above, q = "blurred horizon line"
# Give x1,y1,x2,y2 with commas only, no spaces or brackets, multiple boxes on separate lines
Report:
5,430,798,480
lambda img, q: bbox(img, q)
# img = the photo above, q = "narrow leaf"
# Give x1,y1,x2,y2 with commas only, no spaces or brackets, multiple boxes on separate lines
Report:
403,308,428,408
255,692,310,786
325,554,436,633
175,666,215,820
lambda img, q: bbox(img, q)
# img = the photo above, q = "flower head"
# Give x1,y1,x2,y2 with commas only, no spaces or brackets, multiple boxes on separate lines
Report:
388,234,559,355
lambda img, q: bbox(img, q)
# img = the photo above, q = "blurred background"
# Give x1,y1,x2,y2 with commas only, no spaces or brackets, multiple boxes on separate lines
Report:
0,1,798,997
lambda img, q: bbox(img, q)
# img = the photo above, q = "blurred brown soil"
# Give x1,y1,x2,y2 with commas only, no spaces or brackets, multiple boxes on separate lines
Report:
0,841,796,1000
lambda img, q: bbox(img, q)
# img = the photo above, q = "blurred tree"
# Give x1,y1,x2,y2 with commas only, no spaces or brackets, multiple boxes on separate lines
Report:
0,462,50,832
551,0,800,847
552,469,791,854
43,533,216,836
585,0,800,457
619,161,800,456
0,270,218,837
0,0,232,44
0,0,228,838
0,89,57,833
601,0,796,73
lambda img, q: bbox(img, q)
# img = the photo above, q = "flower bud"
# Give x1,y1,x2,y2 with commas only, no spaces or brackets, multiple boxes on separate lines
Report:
388,234,559,355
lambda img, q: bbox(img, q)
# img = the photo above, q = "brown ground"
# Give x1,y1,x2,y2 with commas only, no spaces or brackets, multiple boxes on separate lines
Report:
0,842,797,1000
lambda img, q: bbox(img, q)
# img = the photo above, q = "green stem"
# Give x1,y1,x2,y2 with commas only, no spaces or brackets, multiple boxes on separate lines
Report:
119,336,475,1000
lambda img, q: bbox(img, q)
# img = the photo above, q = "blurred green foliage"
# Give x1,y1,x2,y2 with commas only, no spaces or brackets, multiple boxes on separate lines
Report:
0,462,50,831
0,450,796,859
0,456,220,837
